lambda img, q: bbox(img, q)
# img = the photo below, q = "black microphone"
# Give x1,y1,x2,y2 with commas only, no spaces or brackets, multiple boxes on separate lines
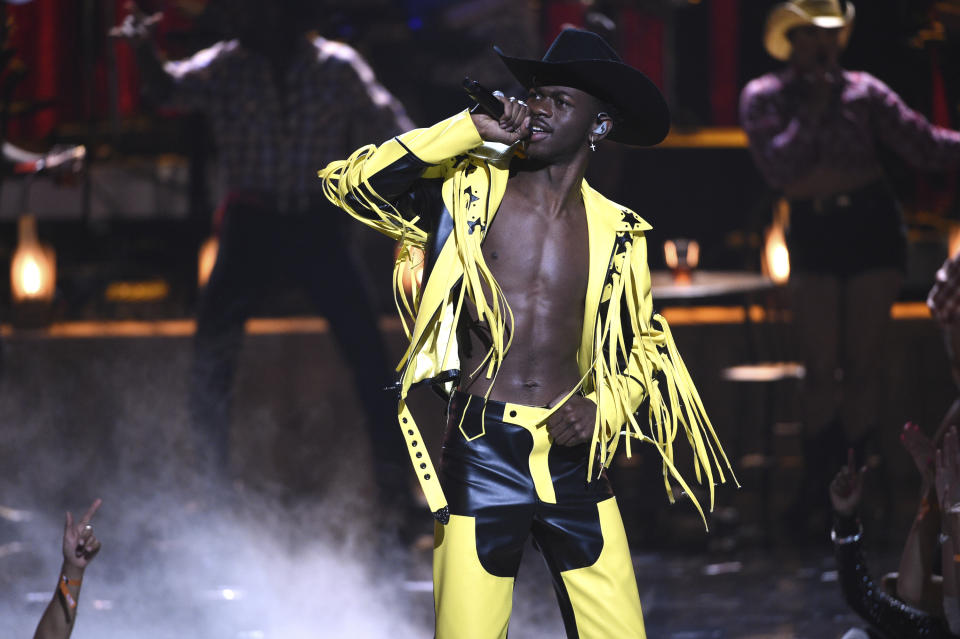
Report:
463,77,504,119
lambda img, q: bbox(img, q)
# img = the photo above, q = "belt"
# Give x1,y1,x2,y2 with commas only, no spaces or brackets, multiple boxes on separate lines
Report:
789,180,891,215
401,388,577,523
450,390,553,437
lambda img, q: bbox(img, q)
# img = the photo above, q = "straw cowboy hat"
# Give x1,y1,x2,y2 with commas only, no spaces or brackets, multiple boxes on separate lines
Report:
764,0,856,61
495,28,670,146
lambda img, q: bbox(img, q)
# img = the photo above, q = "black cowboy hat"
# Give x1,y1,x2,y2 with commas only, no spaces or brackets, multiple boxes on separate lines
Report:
495,28,670,146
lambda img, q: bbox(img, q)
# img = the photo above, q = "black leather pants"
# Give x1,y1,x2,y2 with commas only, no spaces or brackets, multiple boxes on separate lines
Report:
433,391,646,639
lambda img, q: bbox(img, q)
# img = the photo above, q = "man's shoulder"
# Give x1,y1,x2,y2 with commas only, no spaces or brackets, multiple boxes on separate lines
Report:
310,36,365,66
741,70,787,103
585,185,652,233
842,70,888,95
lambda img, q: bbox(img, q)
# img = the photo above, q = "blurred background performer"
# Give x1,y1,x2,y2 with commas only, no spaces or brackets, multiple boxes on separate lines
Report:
740,0,960,532
111,1,416,526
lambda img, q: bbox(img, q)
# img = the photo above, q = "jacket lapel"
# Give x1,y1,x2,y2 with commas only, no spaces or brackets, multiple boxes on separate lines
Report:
578,180,653,376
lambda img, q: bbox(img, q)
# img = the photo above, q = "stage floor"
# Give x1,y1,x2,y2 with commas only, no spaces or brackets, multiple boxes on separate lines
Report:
2,499,877,639
0,316,949,638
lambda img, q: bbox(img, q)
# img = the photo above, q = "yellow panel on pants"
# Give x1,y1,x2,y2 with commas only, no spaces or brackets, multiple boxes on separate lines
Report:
433,500,646,639
560,498,646,638
433,515,514,639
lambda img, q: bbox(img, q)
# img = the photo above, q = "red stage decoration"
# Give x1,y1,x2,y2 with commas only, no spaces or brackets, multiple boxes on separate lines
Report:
709,0,739,125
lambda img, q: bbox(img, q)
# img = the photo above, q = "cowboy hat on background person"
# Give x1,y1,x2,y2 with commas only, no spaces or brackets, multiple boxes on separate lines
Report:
764,0,856,61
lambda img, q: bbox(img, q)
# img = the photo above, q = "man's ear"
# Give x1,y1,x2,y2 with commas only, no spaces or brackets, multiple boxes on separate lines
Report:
593,113,613,140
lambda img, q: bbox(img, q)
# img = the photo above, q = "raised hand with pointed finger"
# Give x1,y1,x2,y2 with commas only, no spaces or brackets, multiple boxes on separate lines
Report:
33,499,104,639
902,422,936,488
830,448,867,517
62,499,102,569
108,2,162,46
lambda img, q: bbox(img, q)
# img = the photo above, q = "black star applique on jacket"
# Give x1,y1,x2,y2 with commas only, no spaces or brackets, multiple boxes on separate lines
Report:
463,185,480,210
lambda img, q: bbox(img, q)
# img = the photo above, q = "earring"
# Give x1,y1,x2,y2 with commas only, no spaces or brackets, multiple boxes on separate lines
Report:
589,140,597,152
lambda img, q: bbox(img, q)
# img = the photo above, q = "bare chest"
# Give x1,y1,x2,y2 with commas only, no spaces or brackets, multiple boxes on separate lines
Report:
480,191,590,304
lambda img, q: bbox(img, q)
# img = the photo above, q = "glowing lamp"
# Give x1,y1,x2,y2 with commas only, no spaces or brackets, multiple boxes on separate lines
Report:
663,238,699,284
763,224,790,285
198,235,219,288
10,215,56,328
11,215,55,303
949,223,960,259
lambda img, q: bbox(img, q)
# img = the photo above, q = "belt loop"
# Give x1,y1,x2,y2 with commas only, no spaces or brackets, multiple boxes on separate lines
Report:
456,394,487,441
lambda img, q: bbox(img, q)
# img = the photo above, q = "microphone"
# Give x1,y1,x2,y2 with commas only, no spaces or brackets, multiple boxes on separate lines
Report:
463,77,504,119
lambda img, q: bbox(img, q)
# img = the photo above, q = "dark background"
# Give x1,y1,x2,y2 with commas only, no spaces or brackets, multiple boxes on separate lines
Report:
1,0,958,319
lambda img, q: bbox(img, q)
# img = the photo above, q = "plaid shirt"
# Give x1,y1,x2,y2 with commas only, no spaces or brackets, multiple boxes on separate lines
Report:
164,37,413,212
740,68,960,189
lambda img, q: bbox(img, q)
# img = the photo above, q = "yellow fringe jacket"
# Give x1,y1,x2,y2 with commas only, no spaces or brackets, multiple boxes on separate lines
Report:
319,110,733,525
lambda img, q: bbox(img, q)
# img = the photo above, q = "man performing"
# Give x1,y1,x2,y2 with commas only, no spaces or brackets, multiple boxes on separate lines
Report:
319,29,733,638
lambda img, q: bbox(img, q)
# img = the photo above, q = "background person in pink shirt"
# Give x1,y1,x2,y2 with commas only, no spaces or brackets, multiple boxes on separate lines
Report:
741,0,960,536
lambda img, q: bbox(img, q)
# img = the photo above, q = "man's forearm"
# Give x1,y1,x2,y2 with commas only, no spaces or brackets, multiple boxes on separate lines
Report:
898,494,940,606
132,42,174,103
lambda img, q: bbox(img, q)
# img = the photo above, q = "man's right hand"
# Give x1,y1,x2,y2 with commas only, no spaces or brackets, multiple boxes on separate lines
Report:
109,1,162,46
799,70,839,122
470,92,531,146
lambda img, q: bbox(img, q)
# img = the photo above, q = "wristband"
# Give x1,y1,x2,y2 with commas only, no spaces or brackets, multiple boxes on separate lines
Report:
58,574,81,609
831,522,864,545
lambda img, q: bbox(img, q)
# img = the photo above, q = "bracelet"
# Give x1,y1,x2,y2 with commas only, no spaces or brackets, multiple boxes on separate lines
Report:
831,522,864,545
58,574,81,609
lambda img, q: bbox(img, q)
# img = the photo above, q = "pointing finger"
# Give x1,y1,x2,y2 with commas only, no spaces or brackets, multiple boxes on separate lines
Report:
80,498,102,526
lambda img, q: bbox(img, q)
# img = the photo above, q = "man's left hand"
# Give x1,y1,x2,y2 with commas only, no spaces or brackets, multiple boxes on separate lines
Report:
546,394,597,447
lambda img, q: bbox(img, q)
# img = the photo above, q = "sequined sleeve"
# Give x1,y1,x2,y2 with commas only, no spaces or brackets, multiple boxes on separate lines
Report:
834,516,954,638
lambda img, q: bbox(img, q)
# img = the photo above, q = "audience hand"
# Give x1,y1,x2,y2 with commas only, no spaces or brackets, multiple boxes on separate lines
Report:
108,2,162,45
902,422,936,488
830,449,866,517
62,499,102,570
